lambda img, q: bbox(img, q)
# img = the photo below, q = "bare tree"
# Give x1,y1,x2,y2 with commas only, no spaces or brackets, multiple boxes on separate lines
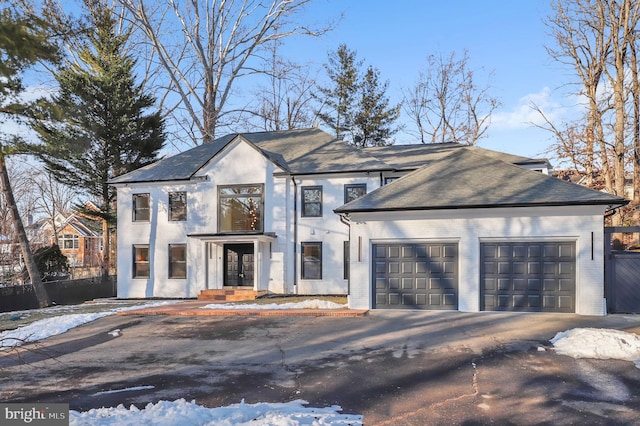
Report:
546,0,612,189
119,0,331,146
404,50,500,145
248,35,317,131
545,0,640,225
26,168,78,246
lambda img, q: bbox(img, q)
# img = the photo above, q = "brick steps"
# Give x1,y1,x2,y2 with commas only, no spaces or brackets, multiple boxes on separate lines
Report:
197,288,268,302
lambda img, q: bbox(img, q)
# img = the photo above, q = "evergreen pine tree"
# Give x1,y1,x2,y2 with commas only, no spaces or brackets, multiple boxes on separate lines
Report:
352,66,401,147
30,3,165,276
315,44,362,140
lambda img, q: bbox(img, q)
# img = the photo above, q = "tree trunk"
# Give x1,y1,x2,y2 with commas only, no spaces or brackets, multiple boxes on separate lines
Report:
0,147,50,307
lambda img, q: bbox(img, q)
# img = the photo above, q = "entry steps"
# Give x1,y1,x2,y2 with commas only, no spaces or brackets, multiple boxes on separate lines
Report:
197,288,268,302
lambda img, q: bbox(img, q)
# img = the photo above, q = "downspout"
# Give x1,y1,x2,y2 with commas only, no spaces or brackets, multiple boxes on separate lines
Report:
379,172,383,186
339,213,351,296
292,176,298,294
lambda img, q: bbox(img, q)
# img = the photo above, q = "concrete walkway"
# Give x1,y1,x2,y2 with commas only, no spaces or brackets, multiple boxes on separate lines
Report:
118,300,368,317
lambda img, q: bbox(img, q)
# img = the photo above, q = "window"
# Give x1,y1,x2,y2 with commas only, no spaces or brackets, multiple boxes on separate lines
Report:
384,177,399,185
133,245,150,278
218,185,264,233
169,244,187,278
61,234,79,249
169,192,187,221
301,242,322,279
344,184,367,204
133,194,150,221
343,240,350,280
302,186,322,217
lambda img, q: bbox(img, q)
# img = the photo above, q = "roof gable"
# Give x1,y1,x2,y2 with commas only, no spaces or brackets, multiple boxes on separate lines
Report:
109,128,391,184
336,148,626,213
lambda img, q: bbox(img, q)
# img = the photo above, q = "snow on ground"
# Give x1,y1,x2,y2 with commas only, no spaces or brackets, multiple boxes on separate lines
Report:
69,399,362,426
0,301,176,348
202,299,347,310
551,327,640,368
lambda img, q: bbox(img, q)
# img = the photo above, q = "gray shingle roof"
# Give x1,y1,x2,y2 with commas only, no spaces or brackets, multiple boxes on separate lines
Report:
109,128,391,184
335,147,626,213
363,143,550,170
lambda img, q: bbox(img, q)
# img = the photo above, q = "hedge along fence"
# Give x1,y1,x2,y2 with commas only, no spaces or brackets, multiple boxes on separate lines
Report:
0,276,117,313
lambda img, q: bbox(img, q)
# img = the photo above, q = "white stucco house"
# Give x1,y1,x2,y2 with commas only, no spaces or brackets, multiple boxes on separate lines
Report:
109,128,626,315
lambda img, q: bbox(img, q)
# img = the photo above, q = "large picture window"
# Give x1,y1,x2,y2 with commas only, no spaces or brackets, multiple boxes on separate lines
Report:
133,245,150,278
133,194,150,221
218,185,264,233
169,192,187,221
302,186,322,217
344,184,367,204
301,242,322,279
169,244,187,278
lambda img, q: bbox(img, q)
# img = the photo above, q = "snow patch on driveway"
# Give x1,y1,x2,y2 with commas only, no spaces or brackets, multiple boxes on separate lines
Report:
550,328,640,368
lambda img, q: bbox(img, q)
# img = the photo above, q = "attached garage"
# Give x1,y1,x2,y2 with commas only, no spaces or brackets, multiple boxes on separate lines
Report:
481,242,575,312
336,145,627,316
373,242,458,309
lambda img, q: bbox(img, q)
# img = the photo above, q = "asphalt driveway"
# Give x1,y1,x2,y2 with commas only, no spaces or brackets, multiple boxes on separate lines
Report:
2,309,640,425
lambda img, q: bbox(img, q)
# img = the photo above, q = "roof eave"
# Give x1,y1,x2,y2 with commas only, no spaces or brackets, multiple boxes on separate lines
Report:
335,199,629,214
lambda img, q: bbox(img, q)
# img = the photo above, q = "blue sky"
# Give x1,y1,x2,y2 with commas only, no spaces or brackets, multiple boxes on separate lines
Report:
283,0,578,160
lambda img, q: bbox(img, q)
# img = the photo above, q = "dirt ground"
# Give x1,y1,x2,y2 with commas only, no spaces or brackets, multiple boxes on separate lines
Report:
2,310,640,425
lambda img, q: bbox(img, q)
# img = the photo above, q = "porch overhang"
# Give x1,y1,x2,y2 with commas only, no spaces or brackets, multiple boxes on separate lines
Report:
186,232,277,243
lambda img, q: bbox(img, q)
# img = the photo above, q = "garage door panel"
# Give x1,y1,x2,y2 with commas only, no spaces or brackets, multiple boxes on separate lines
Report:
373,242,458,310
389,277,400,289
513,279,526,291
559,278,574,291
481,241,575,313
443,278,456,290
528,278,541,291
443,293,456,306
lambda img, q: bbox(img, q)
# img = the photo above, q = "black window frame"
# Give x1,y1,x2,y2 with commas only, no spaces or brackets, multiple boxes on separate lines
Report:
133,244,150,278
218,184,264,233
168,191,187,221
301,241,322,280
344,183,367,204
301,186,323,217
168,243,187,279
133,193,150,222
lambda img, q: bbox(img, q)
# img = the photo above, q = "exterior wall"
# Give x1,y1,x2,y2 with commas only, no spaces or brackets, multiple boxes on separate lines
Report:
346,205,607,315
115,139,380,298
294,174,380,294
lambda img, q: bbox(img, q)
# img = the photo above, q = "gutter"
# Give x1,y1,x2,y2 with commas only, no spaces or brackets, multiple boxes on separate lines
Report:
292,176,298,294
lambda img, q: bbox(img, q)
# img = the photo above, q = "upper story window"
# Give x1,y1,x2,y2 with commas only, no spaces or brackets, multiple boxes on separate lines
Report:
61,234,79,249
344,184,367,204
218,184,264,233
133,194,150,221
169,192,187,221
301,186,322,217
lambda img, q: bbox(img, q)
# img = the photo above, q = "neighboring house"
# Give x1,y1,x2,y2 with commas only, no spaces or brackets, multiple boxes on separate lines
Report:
110,128,626,315
36,208,103,269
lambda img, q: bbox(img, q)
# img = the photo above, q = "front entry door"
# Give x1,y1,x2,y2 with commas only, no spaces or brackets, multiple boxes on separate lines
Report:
224,244,254,287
